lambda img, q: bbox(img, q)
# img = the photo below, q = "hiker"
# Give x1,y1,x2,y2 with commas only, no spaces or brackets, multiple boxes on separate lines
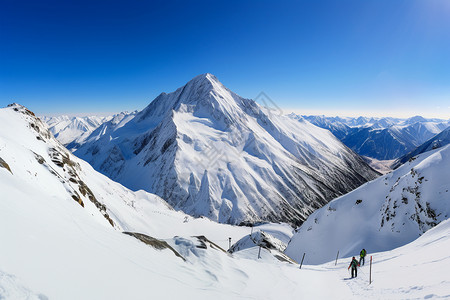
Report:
348,256,360,278
359,248,367,266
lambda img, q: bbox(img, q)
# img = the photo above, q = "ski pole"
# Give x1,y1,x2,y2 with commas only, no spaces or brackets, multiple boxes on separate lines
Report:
299,253,305,269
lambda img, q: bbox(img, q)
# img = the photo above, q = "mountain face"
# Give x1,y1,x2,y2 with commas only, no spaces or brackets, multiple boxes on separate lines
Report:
285,144,450,264
0,103,311,299
301,115,449,160
74,74,378,226
1,106,449,300
41,115,112,150
393,126,450,169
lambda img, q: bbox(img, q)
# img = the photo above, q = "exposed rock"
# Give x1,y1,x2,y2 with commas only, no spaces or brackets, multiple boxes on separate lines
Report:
123,232,186,261
0,157,12,174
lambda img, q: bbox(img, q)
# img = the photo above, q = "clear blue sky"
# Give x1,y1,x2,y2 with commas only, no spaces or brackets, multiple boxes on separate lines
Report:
1,0,449,118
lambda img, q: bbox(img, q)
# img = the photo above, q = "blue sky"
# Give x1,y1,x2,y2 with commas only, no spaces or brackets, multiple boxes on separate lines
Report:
1,0,450,118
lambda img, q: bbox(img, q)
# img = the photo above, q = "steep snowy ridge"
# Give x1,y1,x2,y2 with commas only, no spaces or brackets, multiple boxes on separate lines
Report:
1,104,139,230
75,73,378,225
393,126,450,169
285,144,450,265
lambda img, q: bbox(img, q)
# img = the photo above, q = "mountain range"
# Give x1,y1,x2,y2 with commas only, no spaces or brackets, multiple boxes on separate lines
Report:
300,115,449,160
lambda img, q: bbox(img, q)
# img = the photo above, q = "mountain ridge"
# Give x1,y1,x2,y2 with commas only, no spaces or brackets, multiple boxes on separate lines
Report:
300,114,449,160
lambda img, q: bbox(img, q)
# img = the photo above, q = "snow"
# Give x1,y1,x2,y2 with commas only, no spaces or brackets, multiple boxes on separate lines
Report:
1,104,449,299
0,104,303,299
332,218,450,299
73,73,378,225
394,126,450,169
285,144,450,265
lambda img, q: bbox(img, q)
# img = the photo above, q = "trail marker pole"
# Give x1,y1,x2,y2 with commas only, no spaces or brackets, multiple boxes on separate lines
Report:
369,256,372,284
335,250,339,266
299,253,305,269
228,237,231,250
251,225,253,235
258,246,262,259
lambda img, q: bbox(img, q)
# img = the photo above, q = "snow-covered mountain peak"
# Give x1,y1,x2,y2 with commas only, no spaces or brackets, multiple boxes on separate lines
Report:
405,115,427,125
135,73,249,131
75,75,379,225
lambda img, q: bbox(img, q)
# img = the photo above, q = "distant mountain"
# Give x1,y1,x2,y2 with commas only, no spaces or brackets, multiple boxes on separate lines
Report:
75,74,378,226
289,114,352,139
300,115,449,160
285,144,450,264
66,111,137,151
41,115,111,150
393,126,450,169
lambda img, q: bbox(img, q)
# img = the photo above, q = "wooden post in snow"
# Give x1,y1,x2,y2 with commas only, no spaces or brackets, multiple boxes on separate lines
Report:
335,250,339,266
369,256,373,284
228,237,231,250
258,246,262,259
299,253,305,269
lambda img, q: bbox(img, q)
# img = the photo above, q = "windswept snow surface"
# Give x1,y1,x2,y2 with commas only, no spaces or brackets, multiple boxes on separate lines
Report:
285,144,450,265
75,73,378,225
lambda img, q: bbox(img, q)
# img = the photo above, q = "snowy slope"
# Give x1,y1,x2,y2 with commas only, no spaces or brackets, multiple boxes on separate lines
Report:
285,144,450,265
308,218,450,299
0,103,351,300
393,126,450,169
344,218,450,299
75,73,378,226
1,103,448,299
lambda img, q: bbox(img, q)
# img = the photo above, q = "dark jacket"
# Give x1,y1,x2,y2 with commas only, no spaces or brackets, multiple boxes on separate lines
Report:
349,258,359,269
